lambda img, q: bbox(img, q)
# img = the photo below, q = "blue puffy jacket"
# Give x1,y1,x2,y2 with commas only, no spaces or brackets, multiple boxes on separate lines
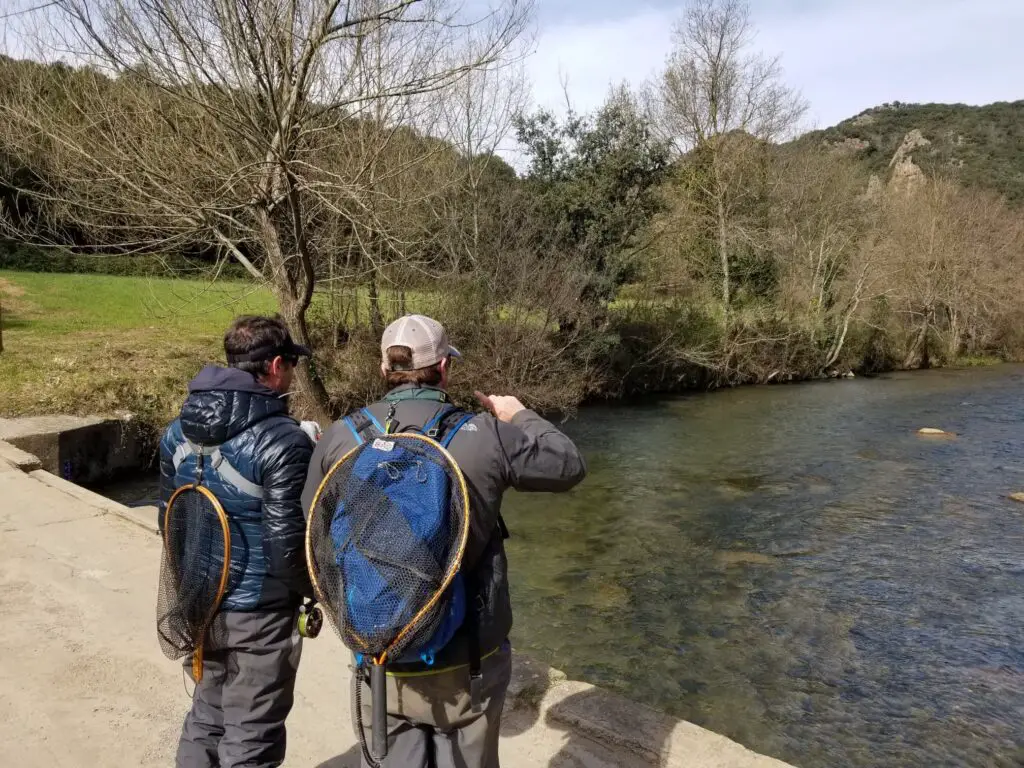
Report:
158,365,314,611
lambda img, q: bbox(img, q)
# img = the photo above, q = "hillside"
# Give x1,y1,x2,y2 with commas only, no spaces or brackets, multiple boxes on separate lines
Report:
797,101,1024,204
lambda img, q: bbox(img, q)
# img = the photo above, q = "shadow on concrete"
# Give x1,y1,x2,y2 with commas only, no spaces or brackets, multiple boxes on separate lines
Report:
311,652,679,768
542,685,674,767
313,743,362,768
503,652,671,768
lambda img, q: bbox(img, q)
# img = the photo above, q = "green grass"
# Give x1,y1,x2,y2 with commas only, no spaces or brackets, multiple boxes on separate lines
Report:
2,270,277,336
0,270,278,427
953,355,1004,368
0,270,576,428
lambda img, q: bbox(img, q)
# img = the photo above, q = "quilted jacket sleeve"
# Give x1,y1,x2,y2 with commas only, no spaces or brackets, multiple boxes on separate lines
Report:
257,421,315,600
157,422,179,535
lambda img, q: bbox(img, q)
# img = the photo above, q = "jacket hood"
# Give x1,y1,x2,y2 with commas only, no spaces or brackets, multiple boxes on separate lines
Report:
179,364,291,444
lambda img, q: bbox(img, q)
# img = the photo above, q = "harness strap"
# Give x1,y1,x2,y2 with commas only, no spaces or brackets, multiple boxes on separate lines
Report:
172,439,264,499
440,413,475,448
423,404,457,438
171,441,194,471
209,448,264,499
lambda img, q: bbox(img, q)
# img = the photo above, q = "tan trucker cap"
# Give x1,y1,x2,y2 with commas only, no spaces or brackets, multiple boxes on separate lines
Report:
380,314,461,370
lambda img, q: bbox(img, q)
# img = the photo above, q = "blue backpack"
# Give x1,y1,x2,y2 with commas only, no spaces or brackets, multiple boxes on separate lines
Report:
331,404,474,667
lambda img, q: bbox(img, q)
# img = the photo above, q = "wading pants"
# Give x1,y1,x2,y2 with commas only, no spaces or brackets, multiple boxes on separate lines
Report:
353,640,513,768
175,609,302,768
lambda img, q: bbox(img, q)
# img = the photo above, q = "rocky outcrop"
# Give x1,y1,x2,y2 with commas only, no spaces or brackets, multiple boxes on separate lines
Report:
866,173,885,200
888,129,931,192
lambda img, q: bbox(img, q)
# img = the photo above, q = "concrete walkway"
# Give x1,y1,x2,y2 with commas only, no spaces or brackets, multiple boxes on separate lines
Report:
0,445,793,768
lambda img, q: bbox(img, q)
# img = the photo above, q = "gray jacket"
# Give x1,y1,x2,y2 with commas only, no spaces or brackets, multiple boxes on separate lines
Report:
300,384,587,671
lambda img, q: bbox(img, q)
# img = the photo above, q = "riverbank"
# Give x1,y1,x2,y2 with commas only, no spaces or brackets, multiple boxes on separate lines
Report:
0,439,792,768
4,270,1017,450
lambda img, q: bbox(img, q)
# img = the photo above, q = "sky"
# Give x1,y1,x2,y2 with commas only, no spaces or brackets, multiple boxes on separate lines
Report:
526,0,1024,133
3,0,1021,147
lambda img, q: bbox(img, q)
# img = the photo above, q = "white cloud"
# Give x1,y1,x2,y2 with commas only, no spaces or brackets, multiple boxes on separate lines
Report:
524,0,1024,135
526,5,674,116
754,0,1024,131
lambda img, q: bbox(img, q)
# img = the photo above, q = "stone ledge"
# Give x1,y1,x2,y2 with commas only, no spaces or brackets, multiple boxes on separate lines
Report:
0,440,43,473
0,414,146,484
508,656,792,768
28,469,159,535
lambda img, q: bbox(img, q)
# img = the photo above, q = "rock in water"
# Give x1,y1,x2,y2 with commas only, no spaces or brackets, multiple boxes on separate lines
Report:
1010,493,1024,504
918,427,954,437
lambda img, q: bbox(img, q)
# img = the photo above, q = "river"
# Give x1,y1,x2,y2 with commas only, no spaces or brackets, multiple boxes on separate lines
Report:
98,365,1024,767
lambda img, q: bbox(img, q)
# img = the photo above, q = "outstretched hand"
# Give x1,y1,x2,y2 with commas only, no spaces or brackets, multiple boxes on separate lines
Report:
474,391,526,423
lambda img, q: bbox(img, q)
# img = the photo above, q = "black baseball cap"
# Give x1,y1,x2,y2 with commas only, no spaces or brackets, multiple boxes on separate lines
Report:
226,334,312,365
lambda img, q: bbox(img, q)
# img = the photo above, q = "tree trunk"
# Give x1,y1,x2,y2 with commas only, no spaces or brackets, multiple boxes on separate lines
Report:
277,291,332,422
947,307,961,362
368,274,383,335
904,313,931,369
255,193,332,422
716,194,730,312
710,147,731,314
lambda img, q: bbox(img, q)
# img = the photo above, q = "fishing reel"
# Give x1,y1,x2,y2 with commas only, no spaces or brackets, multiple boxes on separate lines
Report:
298,600,323,639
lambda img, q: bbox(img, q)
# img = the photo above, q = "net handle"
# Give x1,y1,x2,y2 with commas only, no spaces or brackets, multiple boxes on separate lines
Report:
165,484,232,684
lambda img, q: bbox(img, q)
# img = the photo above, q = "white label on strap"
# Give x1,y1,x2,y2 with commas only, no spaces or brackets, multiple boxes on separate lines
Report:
372,439,395,452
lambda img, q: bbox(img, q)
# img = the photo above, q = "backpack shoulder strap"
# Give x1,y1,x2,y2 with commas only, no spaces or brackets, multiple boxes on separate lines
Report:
344,408,383,446
421,404,457,439
439,411,475,448
210,447,264,499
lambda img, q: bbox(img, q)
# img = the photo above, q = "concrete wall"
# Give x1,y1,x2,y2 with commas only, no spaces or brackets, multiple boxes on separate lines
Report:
0,415,147,484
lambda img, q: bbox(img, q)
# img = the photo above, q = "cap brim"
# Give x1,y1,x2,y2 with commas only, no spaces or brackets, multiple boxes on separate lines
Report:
448,345,461,358
291,343,312,358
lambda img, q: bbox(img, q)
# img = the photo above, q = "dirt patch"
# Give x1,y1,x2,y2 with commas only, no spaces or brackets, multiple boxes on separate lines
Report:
0,277,31,315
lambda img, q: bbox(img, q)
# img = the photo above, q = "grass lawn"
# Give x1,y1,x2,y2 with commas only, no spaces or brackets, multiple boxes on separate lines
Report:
0,270,277,426
0,270,571,430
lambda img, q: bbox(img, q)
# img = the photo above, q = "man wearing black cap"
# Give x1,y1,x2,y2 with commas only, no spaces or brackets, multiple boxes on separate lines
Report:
158,314,318,768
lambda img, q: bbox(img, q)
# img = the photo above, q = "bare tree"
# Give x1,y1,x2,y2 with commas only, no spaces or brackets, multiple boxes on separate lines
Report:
437,46,527,263
646,0,806,312
771,149,887,370
881,178,1024,367
0,0,533,418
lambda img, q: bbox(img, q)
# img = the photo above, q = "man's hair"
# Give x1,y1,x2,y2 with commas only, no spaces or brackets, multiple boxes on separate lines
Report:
224,315,294,377
384,345,443,388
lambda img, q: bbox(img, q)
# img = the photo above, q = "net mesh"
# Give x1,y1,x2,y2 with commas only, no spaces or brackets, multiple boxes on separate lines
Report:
157,486,242,661
307,435,469,662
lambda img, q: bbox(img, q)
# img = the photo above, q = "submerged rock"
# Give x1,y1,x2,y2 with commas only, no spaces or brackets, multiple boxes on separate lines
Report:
714,551,776,567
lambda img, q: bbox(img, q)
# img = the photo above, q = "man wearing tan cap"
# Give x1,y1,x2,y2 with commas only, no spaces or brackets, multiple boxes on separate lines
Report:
301,314,587,768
